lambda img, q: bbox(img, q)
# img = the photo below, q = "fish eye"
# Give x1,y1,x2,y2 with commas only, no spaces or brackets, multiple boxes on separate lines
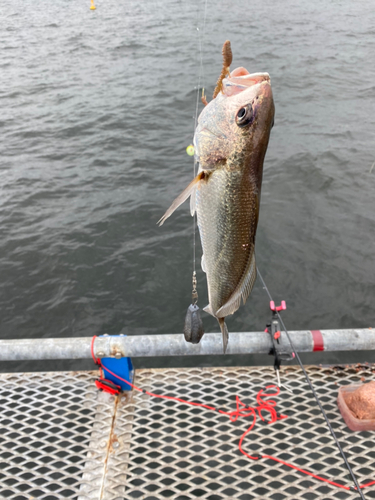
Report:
236,105,254,128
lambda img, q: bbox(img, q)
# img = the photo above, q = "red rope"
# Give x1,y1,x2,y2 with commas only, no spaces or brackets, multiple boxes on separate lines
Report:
91,336,374,492
360,481,375,489
91,335,103,378
91,335,98,364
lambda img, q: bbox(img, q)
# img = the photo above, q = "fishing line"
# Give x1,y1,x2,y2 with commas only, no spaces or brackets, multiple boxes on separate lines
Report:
181,0,209,344
256,267,367,499
180,0,209,341
192,0,208,276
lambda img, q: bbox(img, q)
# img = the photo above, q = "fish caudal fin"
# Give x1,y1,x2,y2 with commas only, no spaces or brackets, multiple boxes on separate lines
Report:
216,251,257,318
218,317,228,354
158,171,205,226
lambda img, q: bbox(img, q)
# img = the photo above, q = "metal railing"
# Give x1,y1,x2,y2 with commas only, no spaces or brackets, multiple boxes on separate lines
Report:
0,328,374,360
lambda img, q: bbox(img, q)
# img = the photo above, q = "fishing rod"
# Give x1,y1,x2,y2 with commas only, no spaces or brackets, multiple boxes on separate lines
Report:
257,267,366,500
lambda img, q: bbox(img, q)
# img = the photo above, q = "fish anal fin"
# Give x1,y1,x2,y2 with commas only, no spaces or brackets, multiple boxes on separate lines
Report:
203,304,214,317
158,171,206,226
216,251,257,318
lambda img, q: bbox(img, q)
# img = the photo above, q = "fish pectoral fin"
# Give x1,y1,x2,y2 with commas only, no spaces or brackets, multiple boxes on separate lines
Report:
157,171,206,226
191,163,205,216
216,250,257,318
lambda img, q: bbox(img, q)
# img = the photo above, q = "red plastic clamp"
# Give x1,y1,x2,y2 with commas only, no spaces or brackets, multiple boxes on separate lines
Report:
95,379,121,395
270,300,286,312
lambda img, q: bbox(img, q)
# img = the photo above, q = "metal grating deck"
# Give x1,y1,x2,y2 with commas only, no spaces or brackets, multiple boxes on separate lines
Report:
0,365,374,500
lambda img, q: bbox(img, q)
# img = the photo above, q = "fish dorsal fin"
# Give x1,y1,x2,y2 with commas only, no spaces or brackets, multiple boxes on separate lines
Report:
216,251,257,318
201,254,206,273
158,171,206,226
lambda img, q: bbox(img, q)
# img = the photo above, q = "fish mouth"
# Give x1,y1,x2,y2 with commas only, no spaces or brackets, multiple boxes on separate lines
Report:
194,70,272,163
222,69,270,97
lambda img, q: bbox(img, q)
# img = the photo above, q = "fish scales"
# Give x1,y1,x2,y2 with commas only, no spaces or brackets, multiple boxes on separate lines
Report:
196,164,258,316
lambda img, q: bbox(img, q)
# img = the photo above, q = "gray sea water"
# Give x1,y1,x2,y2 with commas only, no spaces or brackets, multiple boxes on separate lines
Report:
1,0,375,370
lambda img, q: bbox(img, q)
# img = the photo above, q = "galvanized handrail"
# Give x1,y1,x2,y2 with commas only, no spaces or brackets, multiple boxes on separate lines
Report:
0,328,374,360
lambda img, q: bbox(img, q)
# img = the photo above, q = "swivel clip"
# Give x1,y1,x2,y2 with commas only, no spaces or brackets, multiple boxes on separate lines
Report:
266,300,294,394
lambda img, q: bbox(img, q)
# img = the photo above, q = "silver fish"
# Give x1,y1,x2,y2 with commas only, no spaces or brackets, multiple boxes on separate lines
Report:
159,65,274,353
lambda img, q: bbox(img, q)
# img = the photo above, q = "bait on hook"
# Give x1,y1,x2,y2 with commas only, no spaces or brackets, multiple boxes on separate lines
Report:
201,40,233,106
212,40,232,99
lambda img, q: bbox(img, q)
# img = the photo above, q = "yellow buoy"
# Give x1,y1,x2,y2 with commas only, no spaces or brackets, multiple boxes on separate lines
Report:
186,144,194,156
90,0,96,10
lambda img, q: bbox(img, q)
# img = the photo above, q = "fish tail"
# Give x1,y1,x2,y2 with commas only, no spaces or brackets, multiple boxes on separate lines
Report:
218,317,228,354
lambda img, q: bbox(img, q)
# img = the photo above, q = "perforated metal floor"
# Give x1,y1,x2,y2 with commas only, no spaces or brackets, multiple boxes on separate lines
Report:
0,365,374,500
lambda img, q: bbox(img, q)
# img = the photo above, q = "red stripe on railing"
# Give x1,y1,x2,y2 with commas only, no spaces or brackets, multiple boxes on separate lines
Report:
311,330,324,351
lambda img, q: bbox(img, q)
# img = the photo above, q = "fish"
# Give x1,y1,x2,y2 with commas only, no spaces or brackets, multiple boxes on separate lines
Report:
159,45,275,353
